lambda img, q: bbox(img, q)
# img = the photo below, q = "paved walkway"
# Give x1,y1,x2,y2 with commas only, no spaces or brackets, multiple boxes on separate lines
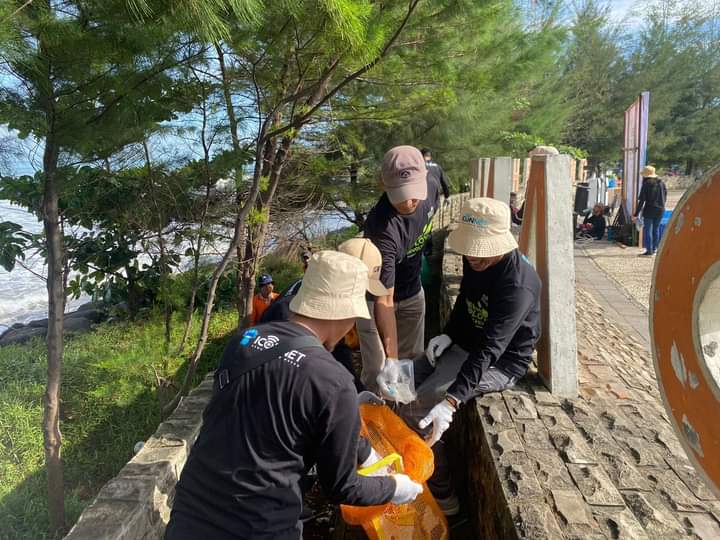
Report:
575,246,650,344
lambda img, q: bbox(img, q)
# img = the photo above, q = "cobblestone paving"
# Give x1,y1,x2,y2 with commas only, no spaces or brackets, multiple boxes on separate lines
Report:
462,286,720,539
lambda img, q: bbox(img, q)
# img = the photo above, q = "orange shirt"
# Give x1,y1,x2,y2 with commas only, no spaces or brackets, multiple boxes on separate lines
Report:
251,292,279,325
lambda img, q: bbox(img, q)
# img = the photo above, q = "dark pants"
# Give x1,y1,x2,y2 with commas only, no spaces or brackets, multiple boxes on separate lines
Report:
643,216,662,253
397,346,517,499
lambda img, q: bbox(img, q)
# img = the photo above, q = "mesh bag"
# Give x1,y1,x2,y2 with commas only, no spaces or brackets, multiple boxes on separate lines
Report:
341,404,449,540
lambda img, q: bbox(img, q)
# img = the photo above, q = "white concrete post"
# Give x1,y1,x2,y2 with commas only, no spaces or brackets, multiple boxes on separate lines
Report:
518,153,578,397
488,157,513,205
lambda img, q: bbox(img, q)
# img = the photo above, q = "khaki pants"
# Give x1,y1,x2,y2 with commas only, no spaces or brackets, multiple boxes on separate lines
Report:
357,289,425,394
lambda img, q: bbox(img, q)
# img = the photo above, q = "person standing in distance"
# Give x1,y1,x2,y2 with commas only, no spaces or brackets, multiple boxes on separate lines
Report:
421,147,450,200
632,165,667,256
166,251,422,540
251,273,279,324
360,145,440,395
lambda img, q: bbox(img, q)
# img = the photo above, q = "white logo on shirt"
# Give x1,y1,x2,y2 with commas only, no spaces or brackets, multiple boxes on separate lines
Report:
283,349,306,368
251,335,280,351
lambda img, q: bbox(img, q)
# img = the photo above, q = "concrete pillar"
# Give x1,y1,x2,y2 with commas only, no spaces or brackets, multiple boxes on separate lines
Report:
522,158,531,190
518,153,578,397
512,159,521,193
487,157,513,205
470,158,491,198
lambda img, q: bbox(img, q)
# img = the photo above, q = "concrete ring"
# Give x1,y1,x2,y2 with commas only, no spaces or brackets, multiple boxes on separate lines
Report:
651,164,720,497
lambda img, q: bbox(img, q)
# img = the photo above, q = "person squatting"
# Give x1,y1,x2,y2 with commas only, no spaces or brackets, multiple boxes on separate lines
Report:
165,145,541,538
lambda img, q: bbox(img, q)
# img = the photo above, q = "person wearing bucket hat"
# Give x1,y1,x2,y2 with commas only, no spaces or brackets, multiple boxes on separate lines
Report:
395,198,541,515
632,165,667,256
251,273,279,324
259,240,389,391
359,145,440,395
166,251,422,540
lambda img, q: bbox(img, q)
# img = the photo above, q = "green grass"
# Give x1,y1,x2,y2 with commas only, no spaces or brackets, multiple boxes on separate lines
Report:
0,309,238,540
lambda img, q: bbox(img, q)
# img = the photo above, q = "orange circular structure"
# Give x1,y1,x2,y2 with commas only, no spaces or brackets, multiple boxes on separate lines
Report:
651,165,720,497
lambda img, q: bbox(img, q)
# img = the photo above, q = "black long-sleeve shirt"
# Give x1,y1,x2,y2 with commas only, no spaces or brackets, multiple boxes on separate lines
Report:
635,177,667,219
426,160,451,199
167,321,394,540
444,250,541,402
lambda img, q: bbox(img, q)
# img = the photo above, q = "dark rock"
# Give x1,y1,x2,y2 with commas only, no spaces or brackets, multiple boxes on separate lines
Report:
0,326,47,346
77,301,105,312
64,317,93,334
66,309,105,324
28,318,49,328
11,322,24,329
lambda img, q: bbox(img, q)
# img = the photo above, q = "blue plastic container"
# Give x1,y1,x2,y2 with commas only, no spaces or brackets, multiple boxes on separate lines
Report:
658,209,673,238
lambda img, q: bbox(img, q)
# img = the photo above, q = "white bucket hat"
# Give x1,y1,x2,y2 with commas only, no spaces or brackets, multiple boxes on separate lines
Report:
290,251,372,320
448,198,518,258
337,237,389,297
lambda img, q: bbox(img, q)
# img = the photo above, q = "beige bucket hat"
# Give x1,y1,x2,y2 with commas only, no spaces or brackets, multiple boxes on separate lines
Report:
337,238,389,297
641,165,658,178
290,251,371,320
448,198,518,258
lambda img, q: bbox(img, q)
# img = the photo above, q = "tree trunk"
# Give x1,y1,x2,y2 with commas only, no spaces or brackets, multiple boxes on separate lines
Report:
162,215,246,416
42,135,66,535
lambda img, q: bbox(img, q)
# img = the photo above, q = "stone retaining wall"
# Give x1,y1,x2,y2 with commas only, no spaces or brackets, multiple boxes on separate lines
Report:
442,243,720,539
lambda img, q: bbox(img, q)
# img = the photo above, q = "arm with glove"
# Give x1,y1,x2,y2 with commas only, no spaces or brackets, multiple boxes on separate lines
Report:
420,286,535,446
316,380,422,506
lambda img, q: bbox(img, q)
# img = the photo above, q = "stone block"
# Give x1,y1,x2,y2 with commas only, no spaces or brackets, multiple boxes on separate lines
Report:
598,408,637,438
622,491,686,538
665,456,718,501
602,453,655,492
63,499,156,540
550,431,597,465
501,460,544,500
517,419,554,450
679,512,720,540
170,394,211,421
494,429,526,457
567,463,625,506
0,325,46,345
650,469,707,513
503,391,539,420
615,436,665,468
532,389,561,406
552,489,593,526
526,448,575,489
154,418,203,449
591,507,650,540
512,500,565,539
537,404,577,432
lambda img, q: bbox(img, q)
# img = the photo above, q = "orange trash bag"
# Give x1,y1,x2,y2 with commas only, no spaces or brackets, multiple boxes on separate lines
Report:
341,404,449,540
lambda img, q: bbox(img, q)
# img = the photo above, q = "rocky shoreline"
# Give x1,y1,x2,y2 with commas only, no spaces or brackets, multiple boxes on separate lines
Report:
0,303,111,346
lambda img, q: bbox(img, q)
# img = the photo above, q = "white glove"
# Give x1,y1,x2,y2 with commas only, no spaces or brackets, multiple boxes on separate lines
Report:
418,399,456,446
425,334,452,367
376,358,401,400
390,474,423,504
